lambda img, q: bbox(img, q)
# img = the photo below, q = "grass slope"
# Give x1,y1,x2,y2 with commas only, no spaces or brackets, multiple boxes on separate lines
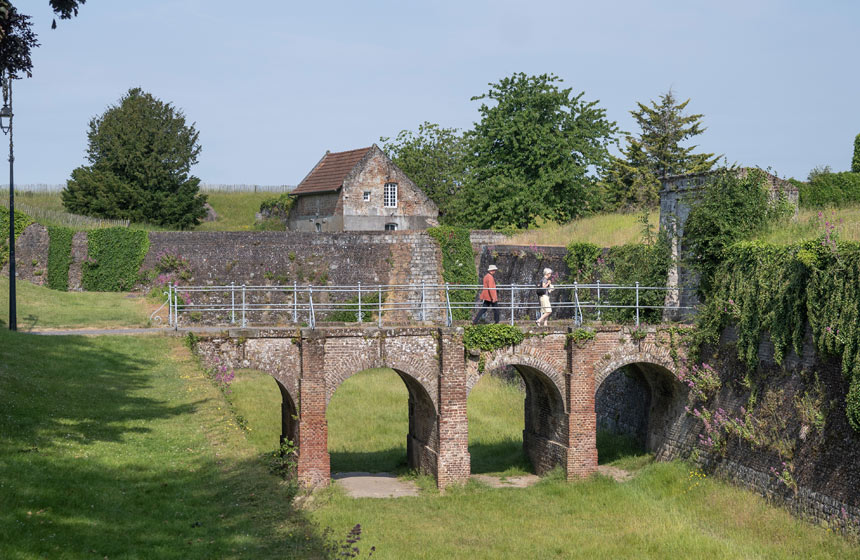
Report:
0,331,323,559
0,276,151,330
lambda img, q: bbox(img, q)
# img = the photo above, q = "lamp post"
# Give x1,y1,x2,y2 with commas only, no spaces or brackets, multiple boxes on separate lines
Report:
1,72,15,331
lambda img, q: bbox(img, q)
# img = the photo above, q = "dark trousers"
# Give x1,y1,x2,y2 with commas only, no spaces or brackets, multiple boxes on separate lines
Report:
472,300,499,324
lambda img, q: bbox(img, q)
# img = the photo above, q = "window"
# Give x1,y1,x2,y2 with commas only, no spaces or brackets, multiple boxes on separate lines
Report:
385,223,397,231
315,222,322,232
363,191,371,201
383,182,397,208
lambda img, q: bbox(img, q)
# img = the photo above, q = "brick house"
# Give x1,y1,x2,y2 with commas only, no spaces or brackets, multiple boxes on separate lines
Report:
287,145,439,232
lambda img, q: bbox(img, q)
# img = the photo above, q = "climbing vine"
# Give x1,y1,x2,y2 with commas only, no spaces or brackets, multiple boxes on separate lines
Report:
47,226,75,291
463,324,524,351
692,236,860,432
0,206,34,268
82,228,150,291
428,226,479,321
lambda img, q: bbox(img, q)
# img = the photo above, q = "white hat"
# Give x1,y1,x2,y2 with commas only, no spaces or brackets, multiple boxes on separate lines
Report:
488,265,498,272
544,268,553,275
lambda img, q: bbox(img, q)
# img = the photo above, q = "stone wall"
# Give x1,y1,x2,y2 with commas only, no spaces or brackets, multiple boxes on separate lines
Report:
1,223,49,287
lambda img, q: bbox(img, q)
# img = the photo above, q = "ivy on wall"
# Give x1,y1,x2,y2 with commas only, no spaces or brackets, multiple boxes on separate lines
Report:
463,324,525,351
0,206,34,268
47,226,75,291
427,226,479,321
693,238,860,432
564,238,671,323
82,228,150,291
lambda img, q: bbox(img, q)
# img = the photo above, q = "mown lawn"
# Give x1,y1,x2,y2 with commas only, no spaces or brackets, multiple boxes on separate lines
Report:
195,192,276,232
0,330,324,559
0,276,152,330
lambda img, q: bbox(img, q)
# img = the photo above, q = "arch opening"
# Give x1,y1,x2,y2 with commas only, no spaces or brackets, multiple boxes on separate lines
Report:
595,361,681,464
326,367,438,476
468,363,566,476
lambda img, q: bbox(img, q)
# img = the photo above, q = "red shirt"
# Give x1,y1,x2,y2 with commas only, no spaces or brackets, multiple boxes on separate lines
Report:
479,272,498,302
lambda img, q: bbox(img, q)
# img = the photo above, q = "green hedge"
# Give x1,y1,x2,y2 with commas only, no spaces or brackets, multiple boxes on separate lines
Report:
463,324,525,350
693,239,860,432
47,226,75,291
427,226,478,321
799,171,860,207
0,206,34,268
82,228,150,291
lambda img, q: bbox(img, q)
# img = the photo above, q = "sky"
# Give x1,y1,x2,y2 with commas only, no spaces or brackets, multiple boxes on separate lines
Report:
8,0,860,186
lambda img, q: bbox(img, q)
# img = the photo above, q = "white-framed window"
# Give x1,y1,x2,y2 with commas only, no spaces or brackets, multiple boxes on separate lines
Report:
384,223,397,231
363,191,371,201
383,182,398,208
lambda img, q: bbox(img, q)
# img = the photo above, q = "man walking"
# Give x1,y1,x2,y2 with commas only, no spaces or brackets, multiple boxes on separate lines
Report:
472,264,500,324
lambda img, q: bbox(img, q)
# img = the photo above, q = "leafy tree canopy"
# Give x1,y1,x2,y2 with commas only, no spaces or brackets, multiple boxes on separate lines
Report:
454,73,618,229
601,90,718,211
852,133,860,173
62,87,207,229
380,122,467,221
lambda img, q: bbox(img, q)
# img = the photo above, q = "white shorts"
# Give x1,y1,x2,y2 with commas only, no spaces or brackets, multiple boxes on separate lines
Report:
539,294,552,314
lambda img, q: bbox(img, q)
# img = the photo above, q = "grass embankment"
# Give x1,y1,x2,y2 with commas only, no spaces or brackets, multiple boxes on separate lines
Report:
0,330,322,559
0,276,152,330
508,211,658,247
231,367,857,559
757,205,860,244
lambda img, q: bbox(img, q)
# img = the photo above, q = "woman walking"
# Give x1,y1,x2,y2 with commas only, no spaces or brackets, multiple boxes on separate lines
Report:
536,268,554,326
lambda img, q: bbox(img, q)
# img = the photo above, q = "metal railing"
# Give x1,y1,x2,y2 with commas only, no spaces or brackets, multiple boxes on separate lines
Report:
157,282,692,329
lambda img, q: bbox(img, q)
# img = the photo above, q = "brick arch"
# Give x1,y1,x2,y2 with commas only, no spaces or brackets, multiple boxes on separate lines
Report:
471,348,567,407
592,342,678,395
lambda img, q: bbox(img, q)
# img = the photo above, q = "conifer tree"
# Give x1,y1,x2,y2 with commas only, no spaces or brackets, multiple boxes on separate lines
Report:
602,90,718,210
852,133,860,173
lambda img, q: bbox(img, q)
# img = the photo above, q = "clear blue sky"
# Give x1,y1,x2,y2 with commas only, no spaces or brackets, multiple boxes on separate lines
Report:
11,0,860,186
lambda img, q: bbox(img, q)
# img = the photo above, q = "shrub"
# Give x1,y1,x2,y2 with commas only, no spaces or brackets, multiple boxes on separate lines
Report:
798,171,860,207
427,226,478,320
463,324,524,350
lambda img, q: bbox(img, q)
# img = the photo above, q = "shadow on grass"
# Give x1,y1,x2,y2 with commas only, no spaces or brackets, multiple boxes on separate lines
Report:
331,448,409,474
0,331,327,559
597,430,649,465
469,439,532,475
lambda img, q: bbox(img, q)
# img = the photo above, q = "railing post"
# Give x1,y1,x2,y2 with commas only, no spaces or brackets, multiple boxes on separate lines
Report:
241,284,246,328
173,284,180,329
510,284,515,326
292,281,298,324
635,281,640,327
230,282,235,324
444,282,452,327
596,280,601,322
377,286,382,328
574,281,581,326
357,282,363,324
167,283,173,327
308,285,316,329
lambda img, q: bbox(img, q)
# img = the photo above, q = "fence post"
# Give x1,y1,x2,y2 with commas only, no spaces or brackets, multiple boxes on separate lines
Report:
309,285,315,329
635,282,640,327
596,280,601,322
357,282,363,323
510,284,515,326
444,282,452,327
574,281,581,326
167,283,173,327
377,286,382,328
230,282,235,324
241,284,246,328
173,284,180,329
293,281,298,324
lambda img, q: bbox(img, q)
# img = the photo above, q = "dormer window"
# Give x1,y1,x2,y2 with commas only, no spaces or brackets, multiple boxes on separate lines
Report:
384,182,397,208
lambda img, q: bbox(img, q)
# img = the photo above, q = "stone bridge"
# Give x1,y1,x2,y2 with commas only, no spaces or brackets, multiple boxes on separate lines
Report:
194,324,690,488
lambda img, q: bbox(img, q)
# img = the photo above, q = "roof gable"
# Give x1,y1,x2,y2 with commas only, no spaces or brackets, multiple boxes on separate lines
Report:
292,146,373,196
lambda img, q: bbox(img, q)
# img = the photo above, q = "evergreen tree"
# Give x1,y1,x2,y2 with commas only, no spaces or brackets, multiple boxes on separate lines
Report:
455,73,618,229
62,88,207,229
602,90,718,210
852,133,860,173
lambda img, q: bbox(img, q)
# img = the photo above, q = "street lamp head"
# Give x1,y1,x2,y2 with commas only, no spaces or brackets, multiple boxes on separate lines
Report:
0,104,11,134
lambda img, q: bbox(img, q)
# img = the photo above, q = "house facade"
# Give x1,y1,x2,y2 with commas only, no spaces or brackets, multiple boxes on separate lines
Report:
287,145,439,232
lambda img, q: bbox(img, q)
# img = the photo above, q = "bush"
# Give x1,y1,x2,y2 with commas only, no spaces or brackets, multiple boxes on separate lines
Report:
47,226,74,291
463,324,525,350
798,171,860,207
82,228,150,291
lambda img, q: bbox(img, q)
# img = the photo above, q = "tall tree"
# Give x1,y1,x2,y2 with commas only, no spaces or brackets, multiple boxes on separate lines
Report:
852,133,860,173
62,88,207,229
0,5,37,78
380,122,467,221
455,73,618,229
601,90,718,210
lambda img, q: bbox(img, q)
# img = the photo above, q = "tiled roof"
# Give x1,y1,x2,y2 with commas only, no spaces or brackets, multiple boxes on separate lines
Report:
291,147,372,196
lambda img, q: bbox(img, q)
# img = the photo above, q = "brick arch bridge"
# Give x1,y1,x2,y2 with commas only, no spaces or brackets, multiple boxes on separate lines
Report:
194,324,689,488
